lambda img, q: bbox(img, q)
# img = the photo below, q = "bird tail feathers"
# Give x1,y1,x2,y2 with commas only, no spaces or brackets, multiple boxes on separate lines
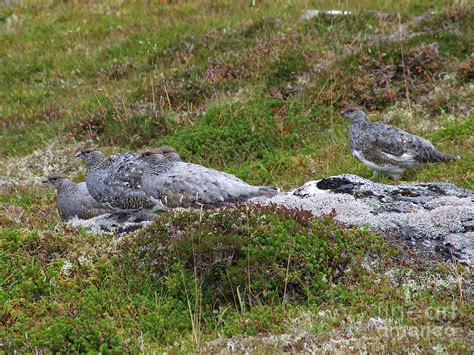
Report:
437,152,459,162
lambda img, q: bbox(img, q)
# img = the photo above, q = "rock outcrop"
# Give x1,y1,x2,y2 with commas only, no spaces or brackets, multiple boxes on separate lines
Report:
69,213,154,237
253,174,473,266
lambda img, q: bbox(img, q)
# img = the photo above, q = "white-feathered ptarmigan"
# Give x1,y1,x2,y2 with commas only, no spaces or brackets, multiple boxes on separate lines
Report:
42,175,113,220
75,149,167,212
342,108,458,179
139,151,279,209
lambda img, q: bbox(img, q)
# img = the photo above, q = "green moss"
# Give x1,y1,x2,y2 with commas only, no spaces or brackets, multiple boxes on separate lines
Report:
0,228,191,352
427,115,474,143
264,51,309,88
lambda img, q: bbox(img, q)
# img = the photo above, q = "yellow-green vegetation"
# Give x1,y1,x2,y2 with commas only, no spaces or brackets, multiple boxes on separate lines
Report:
1,0,473,352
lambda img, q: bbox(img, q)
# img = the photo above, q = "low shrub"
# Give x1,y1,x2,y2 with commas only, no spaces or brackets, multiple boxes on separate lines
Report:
124,204,388,309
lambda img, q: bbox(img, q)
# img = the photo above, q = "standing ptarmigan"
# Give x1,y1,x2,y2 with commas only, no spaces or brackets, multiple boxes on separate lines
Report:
342,108,458,179
75,149,167,212
139,151,279,209
42,175,113,220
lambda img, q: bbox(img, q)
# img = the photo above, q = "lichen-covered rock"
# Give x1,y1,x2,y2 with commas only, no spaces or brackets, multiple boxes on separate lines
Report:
69,213,154,237
252,174,473,266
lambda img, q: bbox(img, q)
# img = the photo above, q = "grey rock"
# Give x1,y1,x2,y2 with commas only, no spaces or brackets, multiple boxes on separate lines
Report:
69,212,154,237
301,9,351,20
140,151,278,209
341,109,458,179
42,175,113,221
445,233,474,266
366,317,386,330
413,12,436,23
252,174,474,266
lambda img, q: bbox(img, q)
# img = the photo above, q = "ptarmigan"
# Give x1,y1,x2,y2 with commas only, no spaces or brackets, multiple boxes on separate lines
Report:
342,108,458,179
152,145,182,162
139,151,279,209
75,149,167,212
42,175,113,220
105,146,181,187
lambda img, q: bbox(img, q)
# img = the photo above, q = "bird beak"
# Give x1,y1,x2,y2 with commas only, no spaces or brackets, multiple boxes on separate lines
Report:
74,151,82,158
41,178,49,184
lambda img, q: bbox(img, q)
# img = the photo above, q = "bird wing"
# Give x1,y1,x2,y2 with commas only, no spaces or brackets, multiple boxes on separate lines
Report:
107,153,146,188
78,205,112,220
87,170,154,211
366,123,439,162
145,163,259,208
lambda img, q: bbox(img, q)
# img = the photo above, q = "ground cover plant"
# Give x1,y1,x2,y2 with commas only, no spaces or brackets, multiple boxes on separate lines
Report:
1,0,473,352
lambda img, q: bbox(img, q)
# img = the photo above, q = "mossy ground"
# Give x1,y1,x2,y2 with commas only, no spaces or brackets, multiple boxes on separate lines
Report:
1,0,473,352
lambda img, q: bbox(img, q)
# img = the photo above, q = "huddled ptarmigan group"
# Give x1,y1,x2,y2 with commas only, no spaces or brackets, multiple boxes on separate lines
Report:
44,146,278,221
43,110,459,222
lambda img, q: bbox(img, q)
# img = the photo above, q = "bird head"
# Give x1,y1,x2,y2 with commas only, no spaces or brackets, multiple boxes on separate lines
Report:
75,149,105,165
42,175,72,190
140,151,172,173
341,108,368,124
155,145,181,162
140,151,168,164
141,146,181,162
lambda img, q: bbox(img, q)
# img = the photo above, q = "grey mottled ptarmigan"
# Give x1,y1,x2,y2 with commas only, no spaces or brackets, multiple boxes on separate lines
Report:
341,108,459,179
42,175,113,220
75,149,167,212
105,146,182,188
151,145,182,162
139,151,279,209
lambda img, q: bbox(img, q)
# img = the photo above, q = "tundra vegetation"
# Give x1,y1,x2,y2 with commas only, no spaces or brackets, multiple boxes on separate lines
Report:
0,0,473,352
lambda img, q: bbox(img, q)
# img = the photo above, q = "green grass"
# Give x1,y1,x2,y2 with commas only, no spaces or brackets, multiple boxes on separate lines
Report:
1,206,471,352
1,0,473,352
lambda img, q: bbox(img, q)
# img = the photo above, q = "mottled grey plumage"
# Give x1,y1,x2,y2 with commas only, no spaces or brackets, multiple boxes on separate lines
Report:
140,152,279,209
75,149,166,212
106,151,146,189
342,109,458,179
99,146,182,190
152,145,182,162
42,175,112,220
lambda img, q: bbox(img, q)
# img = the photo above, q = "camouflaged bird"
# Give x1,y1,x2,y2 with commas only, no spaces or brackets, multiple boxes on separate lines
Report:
42,175,113,220
106,151,146,190
342,108,458,179
152,145,182,162
105,146,182,189
75,149,167,212
140,151,279,209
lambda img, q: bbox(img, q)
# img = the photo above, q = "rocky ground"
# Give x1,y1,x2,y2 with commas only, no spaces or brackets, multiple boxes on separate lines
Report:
259,174,474,266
